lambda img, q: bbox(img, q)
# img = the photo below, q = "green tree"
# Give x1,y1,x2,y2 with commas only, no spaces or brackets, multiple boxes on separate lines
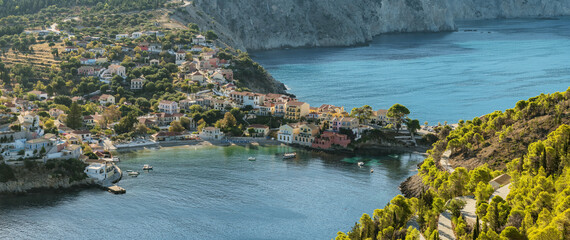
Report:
387,103,410,133
406,118,421,134
350,105,373,124
169,120,185,132
66,102,83,129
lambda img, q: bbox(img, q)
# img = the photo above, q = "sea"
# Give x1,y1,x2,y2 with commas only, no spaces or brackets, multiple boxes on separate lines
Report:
1,18,569,239
253,18,570,125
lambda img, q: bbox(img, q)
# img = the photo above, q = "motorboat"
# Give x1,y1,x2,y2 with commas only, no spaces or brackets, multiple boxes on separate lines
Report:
283,152,297,159
370,168,374,173
248,157,256,161
128,171,140,177
358,162,365,167
112,157,120,162
143,164,153,170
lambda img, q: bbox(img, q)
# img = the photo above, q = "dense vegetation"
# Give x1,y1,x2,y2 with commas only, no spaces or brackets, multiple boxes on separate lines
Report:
0,0,167,18
336,87,570,239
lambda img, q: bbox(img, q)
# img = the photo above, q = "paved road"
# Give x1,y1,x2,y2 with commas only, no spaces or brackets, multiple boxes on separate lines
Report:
437,210,455,240
490,183,511,200
405,215,426,240
456,196,477,226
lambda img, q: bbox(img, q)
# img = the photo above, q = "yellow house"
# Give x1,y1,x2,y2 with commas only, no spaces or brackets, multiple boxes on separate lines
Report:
293,123,320,146
284,101,310,120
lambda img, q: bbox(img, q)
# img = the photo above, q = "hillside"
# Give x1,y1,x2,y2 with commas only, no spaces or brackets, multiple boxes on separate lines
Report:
336,87,570,240
175,0,570,51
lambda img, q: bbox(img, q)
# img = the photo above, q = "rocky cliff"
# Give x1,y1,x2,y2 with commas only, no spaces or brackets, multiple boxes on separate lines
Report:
175,0,570,51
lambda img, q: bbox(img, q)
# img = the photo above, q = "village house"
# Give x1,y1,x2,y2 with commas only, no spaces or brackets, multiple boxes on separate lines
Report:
78,66,95,76
293,123,319,146
329,117,359,132
189,71,205,83
71,130,92,142
312,131,351,149
64,46,78,52
284,101,310,121
156,113,184,126
192,35,206,45
115,34,129,40
150,59,160,66
199,127,224,140
175,50,186,65
219,68,233,80
152,131,190,141
373,109,389,125
131,32,143,39
158,100,180,114
272,101,287,117
99,94,115,105
89,48,105,55
107,64,126,78
18,111,40,130
25,138,53,151
277,123,299,144
131,78,145,90
83,115,95,127
230,91,265,108
96,57,108,64
80,58,96,65
247,124,270,137
180,62,197,73
257,102,275,116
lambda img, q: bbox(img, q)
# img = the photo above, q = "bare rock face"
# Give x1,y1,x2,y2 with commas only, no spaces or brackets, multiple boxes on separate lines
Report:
182,0,455,51
449,0,570,20
176,0,570,51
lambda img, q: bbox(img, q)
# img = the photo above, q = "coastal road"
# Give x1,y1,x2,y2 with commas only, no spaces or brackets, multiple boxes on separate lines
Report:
456,196,477,226
490,183,511,200
437,210,455,240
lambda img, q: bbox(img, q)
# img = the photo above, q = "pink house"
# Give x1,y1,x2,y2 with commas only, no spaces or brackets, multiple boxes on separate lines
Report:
312,131,351,149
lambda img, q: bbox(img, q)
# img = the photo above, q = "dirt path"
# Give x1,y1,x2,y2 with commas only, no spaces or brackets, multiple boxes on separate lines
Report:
440,150,454,173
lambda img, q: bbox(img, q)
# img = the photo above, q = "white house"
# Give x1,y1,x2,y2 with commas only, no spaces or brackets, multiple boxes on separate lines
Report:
84,162,117,181
107,64,126,78
277,123,298,144
230,91,265,108
99,94,115,105
248,124,269,137
199,127,224,140
131,78,145,90
115,34,129,40
192,35,206,45
131,32,143,39
158,100,180,114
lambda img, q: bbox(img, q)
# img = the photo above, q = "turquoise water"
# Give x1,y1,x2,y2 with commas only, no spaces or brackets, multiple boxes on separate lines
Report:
253,18,570,125
0,146,424,239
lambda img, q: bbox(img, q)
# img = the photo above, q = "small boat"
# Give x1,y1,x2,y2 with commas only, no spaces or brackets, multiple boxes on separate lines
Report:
358,162,365,167
126,170,133,173
248,157,256,161
370,168,374,173
143,164,153,170
112,157,120,162
283,152,297,159
128,171,140,177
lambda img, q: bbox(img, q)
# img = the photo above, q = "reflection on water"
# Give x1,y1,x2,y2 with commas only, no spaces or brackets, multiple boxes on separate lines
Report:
0,146,423,239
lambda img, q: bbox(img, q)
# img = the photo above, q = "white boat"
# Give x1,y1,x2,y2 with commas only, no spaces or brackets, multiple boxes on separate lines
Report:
283,152,297,159
248,157,256,161
358,162,365,167
128,171,140,177
143,164,153,170
112,157,120,162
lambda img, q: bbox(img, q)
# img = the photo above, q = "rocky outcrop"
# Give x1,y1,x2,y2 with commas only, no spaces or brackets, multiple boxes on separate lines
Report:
0,176,96,194
175,0,570,51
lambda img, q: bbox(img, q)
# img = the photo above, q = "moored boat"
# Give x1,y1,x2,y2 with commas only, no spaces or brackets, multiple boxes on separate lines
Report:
248,157,256,161
143,164,153,170
358,162,364,167
283,152,297,159
128,171,140,177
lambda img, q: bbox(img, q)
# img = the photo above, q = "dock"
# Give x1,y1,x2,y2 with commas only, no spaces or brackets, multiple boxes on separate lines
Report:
107,185,126,194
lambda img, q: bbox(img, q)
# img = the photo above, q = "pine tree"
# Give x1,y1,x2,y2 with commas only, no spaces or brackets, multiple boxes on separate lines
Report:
66,102,83,129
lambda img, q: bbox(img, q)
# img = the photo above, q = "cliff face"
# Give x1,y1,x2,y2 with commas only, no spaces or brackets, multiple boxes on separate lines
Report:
176,0,570,51
449,0,570,20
